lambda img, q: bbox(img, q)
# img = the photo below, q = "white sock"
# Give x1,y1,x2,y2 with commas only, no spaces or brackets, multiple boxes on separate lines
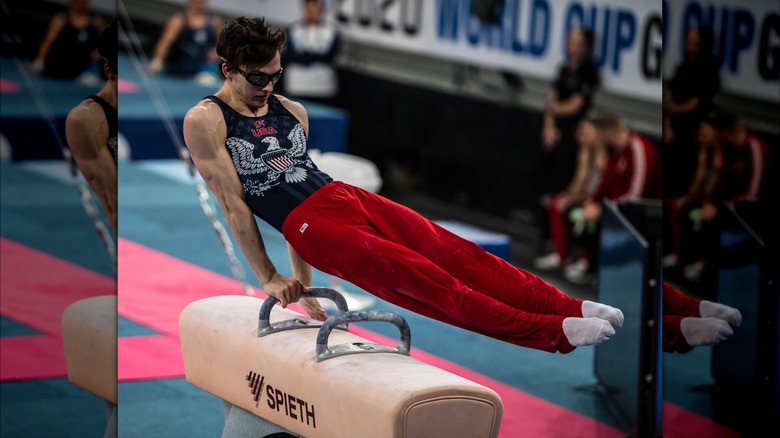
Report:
680,317,733,346
699,300,742,327
581,300,624,327
563,317,616,347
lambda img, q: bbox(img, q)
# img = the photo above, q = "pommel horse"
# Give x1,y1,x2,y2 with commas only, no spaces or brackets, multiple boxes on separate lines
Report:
179,288,504,437
61,295,118,437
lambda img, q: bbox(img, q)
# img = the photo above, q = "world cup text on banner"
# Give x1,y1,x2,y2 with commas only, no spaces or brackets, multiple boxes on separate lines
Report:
664,0,779,103
155,0,778,104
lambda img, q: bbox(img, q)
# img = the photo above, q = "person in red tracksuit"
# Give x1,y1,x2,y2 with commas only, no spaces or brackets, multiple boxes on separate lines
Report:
183,16,627,357
663,117,728,270
675,110,771,282
714,111,770,219
568,112,662,282
534,115,607,273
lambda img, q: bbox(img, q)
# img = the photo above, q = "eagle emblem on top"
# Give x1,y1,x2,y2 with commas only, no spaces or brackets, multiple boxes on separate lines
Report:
226,123,309,183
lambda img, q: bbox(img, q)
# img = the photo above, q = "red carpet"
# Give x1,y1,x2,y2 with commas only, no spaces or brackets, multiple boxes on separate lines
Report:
0,238,116,381
118,237,624,437
2,236,739,436
0,79,22,93
118,79,139,93
663,403,741,437
0,336,67,381
118,237,742,436
117,238,249,381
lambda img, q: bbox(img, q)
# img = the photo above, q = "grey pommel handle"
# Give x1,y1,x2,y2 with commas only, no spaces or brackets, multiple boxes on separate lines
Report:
257,287,349,336
315,310,411,362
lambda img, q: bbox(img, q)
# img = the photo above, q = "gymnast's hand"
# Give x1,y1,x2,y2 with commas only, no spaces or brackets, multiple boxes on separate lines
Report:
265,274,305,308
700,200,718,221
581,200,602,222
299,297,328,322
542,125,560,149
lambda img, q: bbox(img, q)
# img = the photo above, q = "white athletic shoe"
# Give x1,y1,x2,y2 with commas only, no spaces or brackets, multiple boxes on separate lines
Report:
76,71,100,87
564,258,591,283
194,71,219,87
533,252,562,270
683,259,705,282
662,253,679,268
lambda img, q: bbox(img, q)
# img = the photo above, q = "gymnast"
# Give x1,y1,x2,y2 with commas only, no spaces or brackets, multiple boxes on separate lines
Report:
182,16,625,354
62,19,118,438
65,18,118,235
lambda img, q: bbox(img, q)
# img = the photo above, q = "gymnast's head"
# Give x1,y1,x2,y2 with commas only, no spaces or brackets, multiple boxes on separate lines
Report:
216,16,286,87
590,111,628,151
99,18,118,80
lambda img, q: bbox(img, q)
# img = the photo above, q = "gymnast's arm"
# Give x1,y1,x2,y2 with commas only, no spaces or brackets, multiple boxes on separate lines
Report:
287,242,327,321
149,12,185,73
685,142,710,199
547,92,586,118
32,13,67,72
276,94,327,321
183,100,304,308
65,100,118,235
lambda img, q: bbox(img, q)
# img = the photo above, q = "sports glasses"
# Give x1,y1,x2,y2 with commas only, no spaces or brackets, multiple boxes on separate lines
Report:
237,67,284,87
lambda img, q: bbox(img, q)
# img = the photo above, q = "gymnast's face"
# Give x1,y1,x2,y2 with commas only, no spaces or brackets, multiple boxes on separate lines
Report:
303,0,325,25
696,122,716,146
69,0,90,11
719,127,746,149
228,51,282,109
187,0,208,13
600,128,624,151
576,120,598,148
566,28,587,62
684,28,701,59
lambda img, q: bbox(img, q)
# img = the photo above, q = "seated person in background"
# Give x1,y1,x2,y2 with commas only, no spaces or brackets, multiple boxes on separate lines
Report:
678,110,771,283
534,115,606,272
281,0,342,107
31,0,104,81
148,0,222,79
572,112,661,283
663,116,727,270
533,26,600,248
714,110,770,223
662,281,741,354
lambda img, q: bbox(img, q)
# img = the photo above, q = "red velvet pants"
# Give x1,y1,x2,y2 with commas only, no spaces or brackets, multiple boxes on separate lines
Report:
663,282,703,353
283,182,584,353
548,194,574,261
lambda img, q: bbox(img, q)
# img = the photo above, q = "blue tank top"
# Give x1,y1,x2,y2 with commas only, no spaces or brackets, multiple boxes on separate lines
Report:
44,16,100,79
205,94,333,232
86,95,117,164
167,16,216,76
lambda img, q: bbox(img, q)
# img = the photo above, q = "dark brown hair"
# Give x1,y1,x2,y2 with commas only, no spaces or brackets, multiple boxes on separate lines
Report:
590,111,626,132
99,18,118,74
216,16,286,77
707,109,743,133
